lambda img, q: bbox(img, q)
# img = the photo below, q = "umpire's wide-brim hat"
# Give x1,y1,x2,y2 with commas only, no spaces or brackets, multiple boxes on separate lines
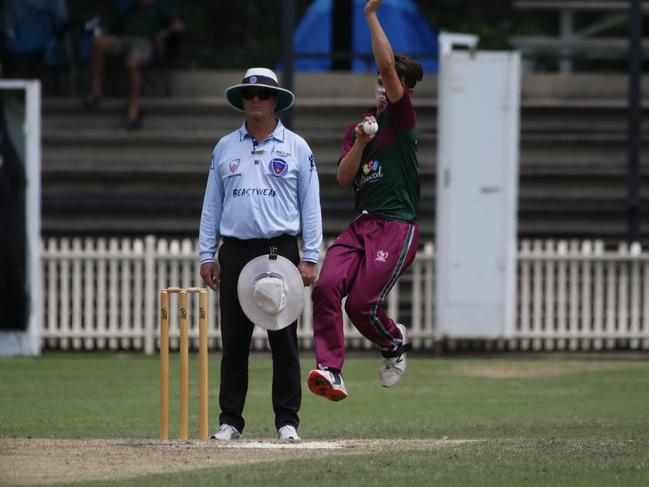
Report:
225,67,295,112
237,254,304,331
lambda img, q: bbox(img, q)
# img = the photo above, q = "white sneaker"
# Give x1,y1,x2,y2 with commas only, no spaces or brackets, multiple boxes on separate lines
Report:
379,324,409,388
277,425,301,441
307,368,348,401
209,423,241,440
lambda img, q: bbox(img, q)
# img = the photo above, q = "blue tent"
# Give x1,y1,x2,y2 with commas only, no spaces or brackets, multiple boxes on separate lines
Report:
293,0,437,73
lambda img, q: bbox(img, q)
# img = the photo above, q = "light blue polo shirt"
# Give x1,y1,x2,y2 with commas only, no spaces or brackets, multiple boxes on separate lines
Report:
199,120,322,264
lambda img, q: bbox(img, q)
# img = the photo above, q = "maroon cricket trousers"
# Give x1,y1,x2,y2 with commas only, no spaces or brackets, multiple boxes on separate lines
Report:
312,214,420,370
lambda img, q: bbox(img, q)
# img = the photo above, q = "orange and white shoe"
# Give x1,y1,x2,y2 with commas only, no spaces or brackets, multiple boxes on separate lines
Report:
307,368,348,401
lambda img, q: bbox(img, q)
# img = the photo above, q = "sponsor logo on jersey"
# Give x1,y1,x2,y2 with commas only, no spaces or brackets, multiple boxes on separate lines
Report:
276,150,292,157
229,159,240,173
363,159,380,175
232,187,277,198
355,159,383,188
269,158,288,177
375,250,389,263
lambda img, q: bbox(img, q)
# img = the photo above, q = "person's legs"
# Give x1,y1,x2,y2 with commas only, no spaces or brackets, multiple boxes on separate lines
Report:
268,322,301,430
87,35,125,105
124,38,152,126
218,236,303,431
217,241,255,433
89,35,109,99
308,224,363,401
267,238,301,430
344,218,419,349
125,55,141,123
311,224,363,370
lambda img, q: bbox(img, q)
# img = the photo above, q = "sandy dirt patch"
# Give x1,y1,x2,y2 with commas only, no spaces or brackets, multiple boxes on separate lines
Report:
0,438,467,486
450,360,643,378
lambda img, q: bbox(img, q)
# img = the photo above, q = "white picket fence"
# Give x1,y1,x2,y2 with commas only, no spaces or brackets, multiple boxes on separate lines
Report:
40,237,649,353
517,240,649,351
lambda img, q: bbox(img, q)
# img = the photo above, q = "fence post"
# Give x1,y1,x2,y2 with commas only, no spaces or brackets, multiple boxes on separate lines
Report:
543,240,556,351
531,240,544,351
556,240,568,350
568,240,580,351
593,240,605,350
629,242,641,350
59,238,71,350
45,238,58,349
517,240,531,350
411,252,422,350
423,242,434,349
580,241,593,350
617,243,629,348
144,235,156,355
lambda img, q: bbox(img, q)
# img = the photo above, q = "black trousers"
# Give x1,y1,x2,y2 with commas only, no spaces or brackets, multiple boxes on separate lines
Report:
217,235,301,433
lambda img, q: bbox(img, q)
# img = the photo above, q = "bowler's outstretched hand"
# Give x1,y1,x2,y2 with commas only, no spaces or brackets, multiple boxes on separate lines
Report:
365,0,381,15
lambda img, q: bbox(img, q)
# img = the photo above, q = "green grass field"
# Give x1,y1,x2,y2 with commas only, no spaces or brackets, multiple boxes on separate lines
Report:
1,352,648,486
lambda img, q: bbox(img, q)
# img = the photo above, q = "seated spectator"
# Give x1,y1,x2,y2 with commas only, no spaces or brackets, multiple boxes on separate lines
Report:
84,0,184,130
0,0,70,79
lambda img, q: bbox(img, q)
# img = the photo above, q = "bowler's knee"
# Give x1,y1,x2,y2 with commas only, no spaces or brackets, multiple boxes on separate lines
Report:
344,298,371,323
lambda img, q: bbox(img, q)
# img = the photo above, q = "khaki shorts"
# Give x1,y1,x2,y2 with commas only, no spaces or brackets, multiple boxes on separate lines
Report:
104,36,153,64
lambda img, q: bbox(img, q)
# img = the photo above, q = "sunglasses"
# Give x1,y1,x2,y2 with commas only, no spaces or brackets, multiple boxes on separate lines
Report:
241,88,275,100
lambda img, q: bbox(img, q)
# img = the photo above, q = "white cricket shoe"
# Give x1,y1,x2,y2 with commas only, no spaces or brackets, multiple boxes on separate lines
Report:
277,425,301,441
209,423,241,440
379,324,409,387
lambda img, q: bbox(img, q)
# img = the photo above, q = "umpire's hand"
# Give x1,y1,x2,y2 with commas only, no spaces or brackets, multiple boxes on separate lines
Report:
200,262,220,291
298,261,317,287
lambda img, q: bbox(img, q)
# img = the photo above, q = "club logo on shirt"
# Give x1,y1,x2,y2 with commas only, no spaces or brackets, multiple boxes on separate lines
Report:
269,158,288,177
363,159,380,175
375,250,389,263
229,159,240,173
355,159,383,189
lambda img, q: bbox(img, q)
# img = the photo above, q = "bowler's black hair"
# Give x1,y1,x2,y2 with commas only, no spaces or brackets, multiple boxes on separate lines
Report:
395,53,423,89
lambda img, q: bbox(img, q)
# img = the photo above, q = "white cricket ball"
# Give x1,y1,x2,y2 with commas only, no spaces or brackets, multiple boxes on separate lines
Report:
362,120,378,135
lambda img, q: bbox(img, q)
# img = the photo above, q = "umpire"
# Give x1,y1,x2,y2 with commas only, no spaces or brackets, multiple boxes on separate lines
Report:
199,67,322,441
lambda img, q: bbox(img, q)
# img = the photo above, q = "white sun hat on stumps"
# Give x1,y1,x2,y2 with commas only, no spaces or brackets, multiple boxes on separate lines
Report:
237,254,305,330
225,67,295,112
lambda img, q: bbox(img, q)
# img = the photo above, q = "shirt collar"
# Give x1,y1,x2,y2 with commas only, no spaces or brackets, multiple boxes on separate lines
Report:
238,119,286,143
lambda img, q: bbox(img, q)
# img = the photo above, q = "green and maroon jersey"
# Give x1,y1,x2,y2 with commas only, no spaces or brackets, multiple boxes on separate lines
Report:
339,94,420,223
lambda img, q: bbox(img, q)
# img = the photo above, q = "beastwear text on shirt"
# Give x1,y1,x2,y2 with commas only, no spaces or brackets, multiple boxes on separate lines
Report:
232,187,277,198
